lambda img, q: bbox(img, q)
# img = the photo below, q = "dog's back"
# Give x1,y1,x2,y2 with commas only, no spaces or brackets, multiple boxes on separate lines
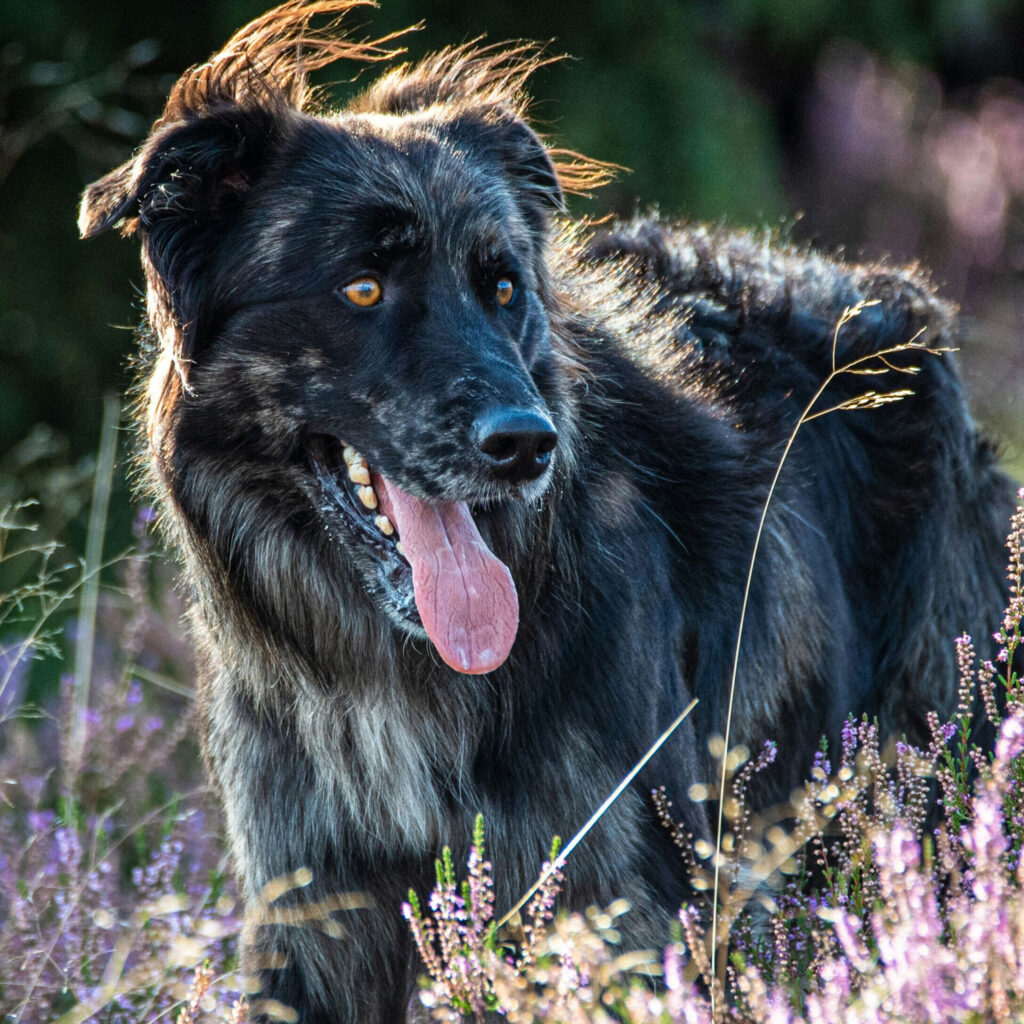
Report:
588,220,1015,797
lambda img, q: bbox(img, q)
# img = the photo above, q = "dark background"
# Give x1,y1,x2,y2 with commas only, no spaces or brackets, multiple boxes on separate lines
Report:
2,0,1023,554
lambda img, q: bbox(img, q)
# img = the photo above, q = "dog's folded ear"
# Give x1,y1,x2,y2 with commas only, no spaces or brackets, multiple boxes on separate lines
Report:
79,105,284,373
78,159,140,239
80,0,400,238
500,118,566,216
442,112,566,237
78,105,280,240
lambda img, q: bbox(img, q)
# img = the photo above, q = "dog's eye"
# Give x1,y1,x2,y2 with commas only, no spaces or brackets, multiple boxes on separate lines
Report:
495,277,516,308
342,277,382,307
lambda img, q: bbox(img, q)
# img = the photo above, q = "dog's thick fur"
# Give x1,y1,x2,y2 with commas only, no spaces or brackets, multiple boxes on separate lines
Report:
80,3,1017,1021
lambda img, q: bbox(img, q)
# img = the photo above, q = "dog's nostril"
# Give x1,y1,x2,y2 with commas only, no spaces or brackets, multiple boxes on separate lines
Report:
474,407,558,482
535,434,557,457
480,433,521,464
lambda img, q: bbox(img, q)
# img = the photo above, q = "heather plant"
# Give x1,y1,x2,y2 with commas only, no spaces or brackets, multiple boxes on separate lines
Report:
2,396,1021,1023
406,485,1024,1023
0,499,246,1024
1,500,81,726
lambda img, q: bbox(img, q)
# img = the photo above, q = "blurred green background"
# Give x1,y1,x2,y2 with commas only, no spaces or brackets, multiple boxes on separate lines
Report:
1,0,1023,556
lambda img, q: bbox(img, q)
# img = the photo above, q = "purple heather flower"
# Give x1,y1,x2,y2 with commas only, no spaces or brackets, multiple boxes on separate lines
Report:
841,717,857,758
27,809,55,832
996,710,1024,767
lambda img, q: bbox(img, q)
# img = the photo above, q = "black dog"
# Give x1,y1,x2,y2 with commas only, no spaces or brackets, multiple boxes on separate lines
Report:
79,2,1017,1020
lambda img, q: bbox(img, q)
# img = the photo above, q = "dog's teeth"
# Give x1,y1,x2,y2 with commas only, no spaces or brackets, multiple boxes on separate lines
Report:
375,514,394,535
396,541,405,556
342,445,361,465
357,486,378,509
348,463,370,485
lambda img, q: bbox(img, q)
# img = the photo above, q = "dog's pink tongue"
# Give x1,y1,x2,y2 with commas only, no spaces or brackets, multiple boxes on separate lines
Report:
373,474,518,674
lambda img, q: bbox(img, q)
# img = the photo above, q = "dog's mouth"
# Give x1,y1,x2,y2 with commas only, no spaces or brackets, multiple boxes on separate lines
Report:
306,435,519,675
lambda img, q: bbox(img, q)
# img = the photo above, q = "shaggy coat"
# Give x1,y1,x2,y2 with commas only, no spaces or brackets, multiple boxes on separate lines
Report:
80,3,1017,1021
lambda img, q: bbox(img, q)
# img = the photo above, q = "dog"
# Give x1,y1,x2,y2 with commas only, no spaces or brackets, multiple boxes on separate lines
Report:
78,2,1018,1020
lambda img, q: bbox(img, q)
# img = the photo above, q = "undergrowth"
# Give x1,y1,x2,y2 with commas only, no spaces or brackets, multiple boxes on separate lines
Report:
405,486,1024,1023
0,502,245,1024
0,463,1021,1022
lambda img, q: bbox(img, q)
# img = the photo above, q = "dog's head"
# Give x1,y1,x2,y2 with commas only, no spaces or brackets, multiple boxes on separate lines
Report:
80,1,610,674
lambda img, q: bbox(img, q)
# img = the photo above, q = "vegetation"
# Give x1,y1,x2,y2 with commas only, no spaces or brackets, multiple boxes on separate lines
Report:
0,418,1022,1021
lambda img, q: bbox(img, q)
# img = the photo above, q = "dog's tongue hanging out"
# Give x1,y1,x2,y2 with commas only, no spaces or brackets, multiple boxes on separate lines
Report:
372,473,518,674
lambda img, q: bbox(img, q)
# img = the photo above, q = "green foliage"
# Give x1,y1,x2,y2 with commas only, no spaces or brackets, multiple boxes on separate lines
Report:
435,844,457,890
407,887,423,919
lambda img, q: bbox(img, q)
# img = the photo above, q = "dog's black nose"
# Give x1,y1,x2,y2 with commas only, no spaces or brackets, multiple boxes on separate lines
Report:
474,407,558,483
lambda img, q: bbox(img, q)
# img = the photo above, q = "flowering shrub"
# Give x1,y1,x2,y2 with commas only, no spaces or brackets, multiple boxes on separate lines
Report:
2,475,1021,1023
406,487,1024,1023
0,506,245,1024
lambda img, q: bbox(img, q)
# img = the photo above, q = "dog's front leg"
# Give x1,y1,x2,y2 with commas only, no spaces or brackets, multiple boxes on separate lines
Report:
204,685,421,1024
241,883,418,1024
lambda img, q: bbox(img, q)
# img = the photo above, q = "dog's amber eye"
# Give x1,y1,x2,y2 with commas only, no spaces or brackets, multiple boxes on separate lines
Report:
496,277,516,307
343,277,382,307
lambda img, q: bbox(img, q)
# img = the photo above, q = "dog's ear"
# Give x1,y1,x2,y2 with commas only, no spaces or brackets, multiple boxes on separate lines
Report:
79,105,284,376
78,159,139,238
80,0,404,237
498,118,565,216
78,105,279,240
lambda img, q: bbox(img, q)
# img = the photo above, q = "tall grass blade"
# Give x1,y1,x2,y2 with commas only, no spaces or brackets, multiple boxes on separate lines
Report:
66,393,120,791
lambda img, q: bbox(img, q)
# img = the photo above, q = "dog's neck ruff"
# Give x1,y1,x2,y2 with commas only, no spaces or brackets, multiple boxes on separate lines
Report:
372,471,519,674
